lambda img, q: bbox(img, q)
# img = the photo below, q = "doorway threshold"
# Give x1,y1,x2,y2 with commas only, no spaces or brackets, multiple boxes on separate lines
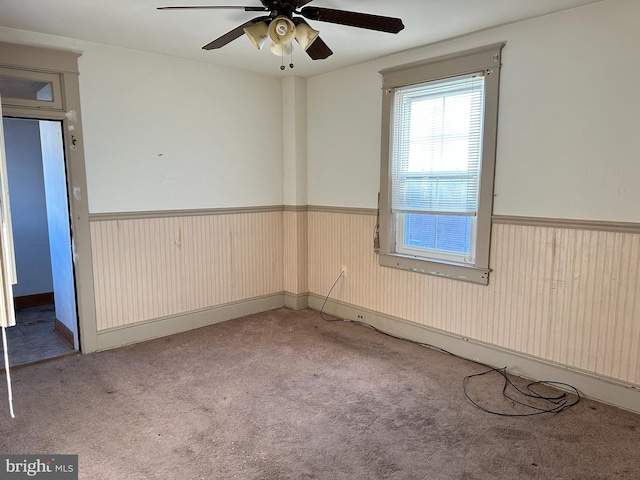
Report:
1,304,76,368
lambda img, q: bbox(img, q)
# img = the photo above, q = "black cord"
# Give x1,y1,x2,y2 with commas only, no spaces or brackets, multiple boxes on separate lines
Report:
318,270,581,417
463,368,581,416
319,270,345,322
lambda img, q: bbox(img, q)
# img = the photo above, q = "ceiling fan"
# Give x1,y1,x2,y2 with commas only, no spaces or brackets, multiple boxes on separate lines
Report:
158,1,404,69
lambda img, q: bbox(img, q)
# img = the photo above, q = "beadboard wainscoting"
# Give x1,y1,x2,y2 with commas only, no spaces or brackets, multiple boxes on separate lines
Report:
307,209,640,409
90,209,284,348
88,206,639,411
283,207,309,309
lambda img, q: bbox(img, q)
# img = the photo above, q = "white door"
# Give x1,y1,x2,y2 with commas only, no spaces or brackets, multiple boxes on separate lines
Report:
0,94,17,329
0,93,17,417
39,120,78,348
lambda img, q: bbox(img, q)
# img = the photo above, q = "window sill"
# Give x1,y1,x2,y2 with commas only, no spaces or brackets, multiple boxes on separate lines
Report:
378,252,490,285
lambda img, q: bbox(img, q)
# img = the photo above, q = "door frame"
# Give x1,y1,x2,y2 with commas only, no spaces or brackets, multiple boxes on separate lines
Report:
0,41,98,353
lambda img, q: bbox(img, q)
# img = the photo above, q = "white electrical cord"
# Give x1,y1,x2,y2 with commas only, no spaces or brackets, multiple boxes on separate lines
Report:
1,325,15,418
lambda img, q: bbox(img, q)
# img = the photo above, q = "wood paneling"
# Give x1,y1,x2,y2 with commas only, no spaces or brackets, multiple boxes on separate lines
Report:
283,210,308,295
308,211,640,385
90,208,639,387
90,212,283,331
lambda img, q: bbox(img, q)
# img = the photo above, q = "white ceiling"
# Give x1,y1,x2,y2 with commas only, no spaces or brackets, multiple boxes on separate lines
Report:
0,0,602,77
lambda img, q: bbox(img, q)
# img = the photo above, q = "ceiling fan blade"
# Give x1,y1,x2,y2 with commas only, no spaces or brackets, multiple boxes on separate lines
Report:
289,0,315,7
158,5,268,12
300,7,404,34
292,17,332,60
202,16,269,50
305,36,333,60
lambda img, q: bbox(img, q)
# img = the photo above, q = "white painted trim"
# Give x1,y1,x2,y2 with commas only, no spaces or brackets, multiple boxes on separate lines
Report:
96,293,285,351
307,294,640,415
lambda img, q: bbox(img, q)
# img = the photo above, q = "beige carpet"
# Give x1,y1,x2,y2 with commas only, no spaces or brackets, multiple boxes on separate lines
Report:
1,307,638,479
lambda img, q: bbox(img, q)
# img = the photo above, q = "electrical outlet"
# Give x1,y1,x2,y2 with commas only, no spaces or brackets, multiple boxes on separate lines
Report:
356,313,365,321
341,265,347,277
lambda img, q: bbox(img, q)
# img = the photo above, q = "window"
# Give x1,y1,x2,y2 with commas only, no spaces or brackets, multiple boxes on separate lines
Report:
0,67,63,110
378,43,504,285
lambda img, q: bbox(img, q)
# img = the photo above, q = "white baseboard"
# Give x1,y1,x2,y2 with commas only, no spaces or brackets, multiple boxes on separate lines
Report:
308,294,640,415
96,293,285,351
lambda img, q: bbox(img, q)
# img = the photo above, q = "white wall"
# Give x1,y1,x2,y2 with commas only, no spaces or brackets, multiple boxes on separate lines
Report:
0,28,284,214
307,0,640,223
282,76,308,206
308,63,383,209
3,118,54,297
3,1,637,218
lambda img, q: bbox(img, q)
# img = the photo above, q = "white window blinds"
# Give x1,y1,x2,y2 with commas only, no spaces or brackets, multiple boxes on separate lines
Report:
391,74,485,216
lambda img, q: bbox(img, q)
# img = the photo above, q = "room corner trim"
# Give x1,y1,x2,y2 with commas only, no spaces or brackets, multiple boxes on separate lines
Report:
307,294,640,415
283,205,309,212
96,293,285,351
284,291,309,310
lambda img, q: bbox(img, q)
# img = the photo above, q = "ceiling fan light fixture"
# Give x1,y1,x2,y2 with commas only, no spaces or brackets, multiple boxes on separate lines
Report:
294,22,320,51
268,15,296,45
270,41,293,57
163,1,403,64
243,21,269,50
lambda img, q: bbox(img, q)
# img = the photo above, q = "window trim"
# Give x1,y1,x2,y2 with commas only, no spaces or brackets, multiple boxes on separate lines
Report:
378,43,505,285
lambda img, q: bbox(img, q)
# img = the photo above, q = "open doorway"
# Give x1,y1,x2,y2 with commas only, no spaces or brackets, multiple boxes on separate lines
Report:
1,116,77,366
0,41,98,355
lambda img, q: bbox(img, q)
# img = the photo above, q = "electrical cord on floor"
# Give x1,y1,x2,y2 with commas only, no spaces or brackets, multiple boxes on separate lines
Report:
319,270,345,322
318,270,581,417
463,368,580,416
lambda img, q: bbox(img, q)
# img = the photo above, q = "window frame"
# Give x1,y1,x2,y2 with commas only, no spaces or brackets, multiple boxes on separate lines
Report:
0,67,63,110
378,43,504,285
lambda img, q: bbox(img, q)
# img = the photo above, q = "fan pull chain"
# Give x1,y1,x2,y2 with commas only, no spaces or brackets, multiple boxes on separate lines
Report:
279,44,295,70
